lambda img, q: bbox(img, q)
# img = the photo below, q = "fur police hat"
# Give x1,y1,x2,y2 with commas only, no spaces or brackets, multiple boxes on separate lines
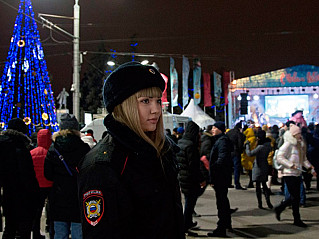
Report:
59,113,79,131
213,121,226,133
8,118,27,134
103,61,165,113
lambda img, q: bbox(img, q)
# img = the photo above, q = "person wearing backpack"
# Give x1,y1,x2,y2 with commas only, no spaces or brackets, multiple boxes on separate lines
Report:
0,118,40,239
44,113,91,239
77,62,185,239
274,124,316,227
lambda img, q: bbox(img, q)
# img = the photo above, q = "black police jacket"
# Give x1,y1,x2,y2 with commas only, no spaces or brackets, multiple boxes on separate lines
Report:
78,114,185,239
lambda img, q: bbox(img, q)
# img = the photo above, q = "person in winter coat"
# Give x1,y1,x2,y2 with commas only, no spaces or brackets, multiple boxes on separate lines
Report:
0,118,40,239
207,121,234,237
44,113,91,239
226,122,246,189
308,125,319,190
262,125,276,192
31,129,54,239
199,125,214,193
176,121,206,236
241,127,257,188
245,130,273,209
77,62,185,239
275,124,316,227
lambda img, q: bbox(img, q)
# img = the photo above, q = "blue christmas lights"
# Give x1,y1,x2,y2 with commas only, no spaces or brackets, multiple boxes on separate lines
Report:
0,0,59,134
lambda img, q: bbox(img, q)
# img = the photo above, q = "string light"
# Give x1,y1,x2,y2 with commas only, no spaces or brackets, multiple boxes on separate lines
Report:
0,0,59,134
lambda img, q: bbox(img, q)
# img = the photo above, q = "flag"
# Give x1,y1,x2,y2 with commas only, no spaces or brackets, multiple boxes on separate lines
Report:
182,56,190,108
222,71,234,105
193,58,201,105
203,73,212,107
213,72,222,106
160,73,168,103
170,57,178,107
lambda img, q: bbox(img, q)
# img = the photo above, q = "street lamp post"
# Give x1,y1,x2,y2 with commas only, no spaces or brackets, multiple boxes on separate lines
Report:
73,0,80,120
38,1,81,120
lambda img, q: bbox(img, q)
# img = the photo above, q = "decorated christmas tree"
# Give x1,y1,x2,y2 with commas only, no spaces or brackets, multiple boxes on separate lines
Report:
0,0,59,134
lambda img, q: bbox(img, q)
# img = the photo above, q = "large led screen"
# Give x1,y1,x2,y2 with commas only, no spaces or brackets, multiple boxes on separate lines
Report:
265,95,309,118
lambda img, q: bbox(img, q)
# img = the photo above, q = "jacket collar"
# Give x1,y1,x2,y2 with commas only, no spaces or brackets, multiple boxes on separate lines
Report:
103,114,156,154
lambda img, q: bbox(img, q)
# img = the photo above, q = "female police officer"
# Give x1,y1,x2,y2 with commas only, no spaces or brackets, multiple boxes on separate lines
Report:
78,62,185,239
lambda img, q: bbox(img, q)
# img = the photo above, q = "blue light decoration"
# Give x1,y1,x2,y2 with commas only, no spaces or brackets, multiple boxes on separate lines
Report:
0,0,59,134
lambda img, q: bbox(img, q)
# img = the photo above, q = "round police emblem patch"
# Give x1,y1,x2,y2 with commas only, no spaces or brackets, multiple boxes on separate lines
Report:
83,190,104,226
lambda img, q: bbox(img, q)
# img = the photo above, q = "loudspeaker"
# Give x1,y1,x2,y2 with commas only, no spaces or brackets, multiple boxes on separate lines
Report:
240,93,248,115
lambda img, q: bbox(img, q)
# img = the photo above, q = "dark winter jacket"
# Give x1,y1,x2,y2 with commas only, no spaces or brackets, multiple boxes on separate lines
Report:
226,127,245,159
176,121,204,194
200,132,214,159
44,130,90,222
245,140,271,182
0,129,40,221
78,114,185,239
200,132,214,182
30,129,53,188
209,133,233,186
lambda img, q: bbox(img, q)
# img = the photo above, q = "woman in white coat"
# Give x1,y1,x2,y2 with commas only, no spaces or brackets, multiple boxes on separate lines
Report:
275,124,316,227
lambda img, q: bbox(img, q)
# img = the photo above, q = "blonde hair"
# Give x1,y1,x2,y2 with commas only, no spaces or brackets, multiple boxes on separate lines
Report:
112,87,165,156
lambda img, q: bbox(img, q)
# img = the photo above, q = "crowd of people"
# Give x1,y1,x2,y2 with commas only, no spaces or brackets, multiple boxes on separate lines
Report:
0,61,318,239
168,113,319,236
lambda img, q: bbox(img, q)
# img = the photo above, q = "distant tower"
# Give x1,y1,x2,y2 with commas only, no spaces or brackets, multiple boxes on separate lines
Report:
0,0,59,134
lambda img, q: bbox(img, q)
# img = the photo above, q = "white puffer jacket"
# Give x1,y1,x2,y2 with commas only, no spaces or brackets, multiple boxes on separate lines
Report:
277,130,312,177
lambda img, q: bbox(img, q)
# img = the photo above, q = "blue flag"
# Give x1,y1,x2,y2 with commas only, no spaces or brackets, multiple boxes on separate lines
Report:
170,57,178,107
182,56,190,108
193,59,201,105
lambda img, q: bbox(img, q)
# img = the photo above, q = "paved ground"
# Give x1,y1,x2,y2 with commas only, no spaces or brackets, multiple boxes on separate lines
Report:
1,174,318,238
186,174,319,238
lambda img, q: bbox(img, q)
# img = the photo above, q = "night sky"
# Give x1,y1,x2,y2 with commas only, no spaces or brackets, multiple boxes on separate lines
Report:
1,0,319,96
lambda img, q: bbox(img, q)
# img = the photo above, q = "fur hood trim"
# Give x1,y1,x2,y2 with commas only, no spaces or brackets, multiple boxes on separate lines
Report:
1,129,31,146
283,130,305,147
52,129,81,141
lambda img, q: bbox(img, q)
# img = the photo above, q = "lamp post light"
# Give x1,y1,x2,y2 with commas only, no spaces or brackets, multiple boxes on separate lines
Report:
73,0,80,120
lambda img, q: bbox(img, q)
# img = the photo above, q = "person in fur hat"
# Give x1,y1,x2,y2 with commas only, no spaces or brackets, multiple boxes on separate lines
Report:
78,62,185,239
0,118,40,238
44,113,91,239
275,124,316,227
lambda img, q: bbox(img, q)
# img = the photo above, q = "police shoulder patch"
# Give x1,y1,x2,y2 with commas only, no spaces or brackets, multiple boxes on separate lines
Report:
83,190,104,226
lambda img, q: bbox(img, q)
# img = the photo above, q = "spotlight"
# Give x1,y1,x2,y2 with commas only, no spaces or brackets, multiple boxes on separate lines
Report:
237,95,242,101
314,93,319,99
253,95,259,101
247,95,251,101
141,60,149,65
107,61,115,66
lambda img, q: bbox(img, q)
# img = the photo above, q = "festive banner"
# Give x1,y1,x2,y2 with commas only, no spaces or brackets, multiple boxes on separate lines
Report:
203,73,212,107
182,56,190,108
160,73,168,103
236,65,319,88
213,72,222,106
193,58,201,105
170,57,178,107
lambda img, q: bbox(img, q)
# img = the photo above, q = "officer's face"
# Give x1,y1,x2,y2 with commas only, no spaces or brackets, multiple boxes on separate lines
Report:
137,96,162,132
